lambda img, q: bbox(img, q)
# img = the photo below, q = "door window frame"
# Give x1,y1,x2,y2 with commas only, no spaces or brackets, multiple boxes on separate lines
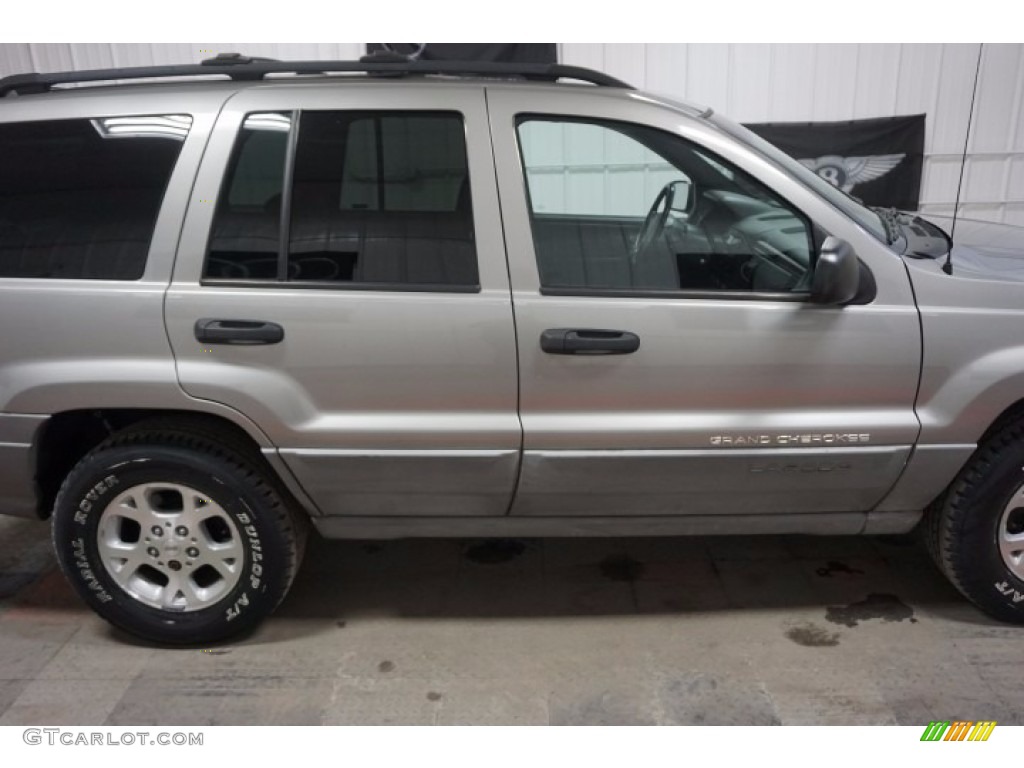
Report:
201,108,481,294
514,113,825,303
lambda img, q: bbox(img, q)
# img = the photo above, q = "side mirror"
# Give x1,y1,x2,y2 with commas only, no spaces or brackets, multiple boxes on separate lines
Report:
810,236,860,305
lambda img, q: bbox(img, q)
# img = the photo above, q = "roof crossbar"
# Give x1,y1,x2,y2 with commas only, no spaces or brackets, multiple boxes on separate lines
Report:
0,52,634,97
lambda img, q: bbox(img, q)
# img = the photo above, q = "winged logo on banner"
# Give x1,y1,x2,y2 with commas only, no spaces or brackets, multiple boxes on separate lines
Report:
797,154,906,193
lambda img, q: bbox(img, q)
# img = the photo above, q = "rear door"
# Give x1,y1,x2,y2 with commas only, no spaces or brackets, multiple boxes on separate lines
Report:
487,87,921,521
165,83,520,517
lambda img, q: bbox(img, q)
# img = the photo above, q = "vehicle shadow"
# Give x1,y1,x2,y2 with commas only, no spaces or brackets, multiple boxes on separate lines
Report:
265,528,990,635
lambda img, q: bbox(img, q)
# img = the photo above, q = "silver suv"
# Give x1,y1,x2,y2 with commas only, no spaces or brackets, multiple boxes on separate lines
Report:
2,54,1023,643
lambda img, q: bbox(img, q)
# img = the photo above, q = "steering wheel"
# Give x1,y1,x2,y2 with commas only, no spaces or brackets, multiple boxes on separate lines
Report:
631,182,676,263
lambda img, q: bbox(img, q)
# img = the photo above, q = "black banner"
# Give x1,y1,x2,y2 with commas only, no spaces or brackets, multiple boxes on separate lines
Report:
367,44,556,64
745,115,926,210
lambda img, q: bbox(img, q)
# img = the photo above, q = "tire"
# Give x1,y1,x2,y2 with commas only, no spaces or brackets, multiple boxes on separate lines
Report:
51,422,306,644
927,419,1024,623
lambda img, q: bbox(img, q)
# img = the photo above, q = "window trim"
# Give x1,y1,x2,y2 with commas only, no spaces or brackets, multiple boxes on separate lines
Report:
276,109,300,283
514,113,821,302
539,286,811,302
201,108,481,294
201,277,481,294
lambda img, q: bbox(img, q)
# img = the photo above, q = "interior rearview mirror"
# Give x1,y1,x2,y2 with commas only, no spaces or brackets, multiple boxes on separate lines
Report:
810,236,860,306
668,180,695,216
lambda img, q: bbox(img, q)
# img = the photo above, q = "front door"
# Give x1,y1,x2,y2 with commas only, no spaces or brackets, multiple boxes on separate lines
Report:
487,88,921,519
165,84,520,517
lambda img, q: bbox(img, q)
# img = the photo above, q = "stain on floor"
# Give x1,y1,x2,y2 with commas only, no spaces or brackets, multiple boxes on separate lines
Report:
463,539,527,564
659,675,781,726
815,560,866,578
785,622,840,647
825,593,917,627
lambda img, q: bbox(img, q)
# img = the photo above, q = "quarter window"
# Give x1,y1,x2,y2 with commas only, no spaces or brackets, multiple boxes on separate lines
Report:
207,112,290,281
517,118,815,295
0,115,191,280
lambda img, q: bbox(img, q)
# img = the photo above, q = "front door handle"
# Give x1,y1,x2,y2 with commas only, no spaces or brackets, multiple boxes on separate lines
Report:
194,318,285,345
540,328,641,355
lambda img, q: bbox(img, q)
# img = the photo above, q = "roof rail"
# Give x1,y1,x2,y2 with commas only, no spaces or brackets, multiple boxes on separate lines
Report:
0,52,633,97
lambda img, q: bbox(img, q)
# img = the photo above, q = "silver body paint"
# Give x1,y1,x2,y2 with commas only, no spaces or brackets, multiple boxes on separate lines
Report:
1,76,1021,538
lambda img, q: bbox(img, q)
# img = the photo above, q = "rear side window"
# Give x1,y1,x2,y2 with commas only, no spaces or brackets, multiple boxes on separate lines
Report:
206,110,478,289
0,115,191,280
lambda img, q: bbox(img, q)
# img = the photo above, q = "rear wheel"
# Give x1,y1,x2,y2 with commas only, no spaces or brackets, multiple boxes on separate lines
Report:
927,419,1024,623
52,422,306,644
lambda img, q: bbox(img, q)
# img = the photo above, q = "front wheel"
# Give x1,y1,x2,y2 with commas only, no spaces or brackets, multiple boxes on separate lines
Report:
927,419,1024,623
52,424,305,644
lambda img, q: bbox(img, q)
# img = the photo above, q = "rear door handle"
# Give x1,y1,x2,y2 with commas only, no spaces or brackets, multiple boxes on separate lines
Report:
540,328,640,355
194,319,284,345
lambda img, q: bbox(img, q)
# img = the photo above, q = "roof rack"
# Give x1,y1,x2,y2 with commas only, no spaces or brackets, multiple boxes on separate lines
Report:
0,52,633,97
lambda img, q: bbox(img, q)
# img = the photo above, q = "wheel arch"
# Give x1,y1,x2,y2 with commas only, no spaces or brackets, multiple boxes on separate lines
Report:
32,408,320,520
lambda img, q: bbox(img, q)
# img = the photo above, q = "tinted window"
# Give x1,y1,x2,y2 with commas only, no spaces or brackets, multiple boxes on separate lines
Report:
289,111,477,286
0,115,190,280
518,118,814,295
206,110,478,289
206,112,291,280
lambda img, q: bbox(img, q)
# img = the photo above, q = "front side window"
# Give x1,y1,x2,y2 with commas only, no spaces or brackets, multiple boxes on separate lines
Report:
206,110,478,288
0,115,191,280
517,117,815,295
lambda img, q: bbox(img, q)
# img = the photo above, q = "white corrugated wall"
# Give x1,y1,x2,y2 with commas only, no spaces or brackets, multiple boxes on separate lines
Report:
561,43,1024,225
0,43,1021,225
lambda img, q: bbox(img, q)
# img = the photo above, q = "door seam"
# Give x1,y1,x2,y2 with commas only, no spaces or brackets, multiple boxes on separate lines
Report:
484,87,526,517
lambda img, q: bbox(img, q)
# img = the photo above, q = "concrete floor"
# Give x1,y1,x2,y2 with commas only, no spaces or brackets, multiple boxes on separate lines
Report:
0,514,1020,726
